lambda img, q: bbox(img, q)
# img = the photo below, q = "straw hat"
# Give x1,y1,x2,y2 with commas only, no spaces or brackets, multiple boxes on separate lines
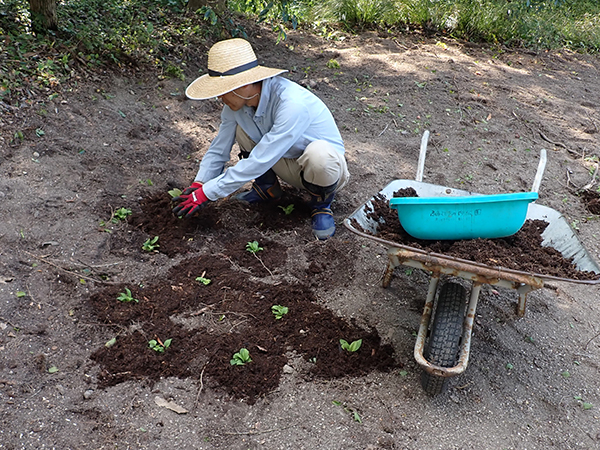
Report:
186,38,287,100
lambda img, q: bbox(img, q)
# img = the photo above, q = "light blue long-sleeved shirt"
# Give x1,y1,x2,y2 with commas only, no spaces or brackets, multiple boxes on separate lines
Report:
196,76,345,200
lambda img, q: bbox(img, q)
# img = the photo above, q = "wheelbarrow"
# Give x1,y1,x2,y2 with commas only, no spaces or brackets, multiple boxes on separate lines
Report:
344,131,600,395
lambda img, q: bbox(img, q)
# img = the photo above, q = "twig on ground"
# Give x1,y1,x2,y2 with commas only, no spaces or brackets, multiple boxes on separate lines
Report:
378,122,390,137
538,130,582,157
580,163,598,191
511,111,541,144
538,130,567,149
252,253,274,276
195,363,208,404
565,169,580,190
584,331,600,351
189,303,218,316
22,251,117,285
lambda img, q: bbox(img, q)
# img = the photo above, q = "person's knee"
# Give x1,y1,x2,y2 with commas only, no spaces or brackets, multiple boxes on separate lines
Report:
299,140,343,188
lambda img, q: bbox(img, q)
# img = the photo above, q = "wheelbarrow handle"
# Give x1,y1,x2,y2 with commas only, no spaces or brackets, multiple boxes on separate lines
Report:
531,149,547,193
416,130,430,182
415,131,547,193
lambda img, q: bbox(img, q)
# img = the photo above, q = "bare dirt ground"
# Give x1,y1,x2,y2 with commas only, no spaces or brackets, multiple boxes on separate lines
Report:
1,23,600,449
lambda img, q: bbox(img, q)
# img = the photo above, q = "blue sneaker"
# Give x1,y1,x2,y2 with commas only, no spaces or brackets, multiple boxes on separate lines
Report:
235,169,282,203
310,193,335,240
235,180,282,203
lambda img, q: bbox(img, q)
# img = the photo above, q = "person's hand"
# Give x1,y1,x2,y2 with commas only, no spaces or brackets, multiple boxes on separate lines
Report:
172,182,209,218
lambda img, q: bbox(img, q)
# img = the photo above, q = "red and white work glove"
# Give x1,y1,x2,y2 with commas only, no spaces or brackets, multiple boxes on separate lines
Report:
172,182,209,218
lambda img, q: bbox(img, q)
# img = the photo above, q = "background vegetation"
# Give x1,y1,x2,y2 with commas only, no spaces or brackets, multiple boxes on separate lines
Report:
1,0,599,104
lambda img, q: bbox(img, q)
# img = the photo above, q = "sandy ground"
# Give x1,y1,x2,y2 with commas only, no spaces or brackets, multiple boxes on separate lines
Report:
1,26,600,449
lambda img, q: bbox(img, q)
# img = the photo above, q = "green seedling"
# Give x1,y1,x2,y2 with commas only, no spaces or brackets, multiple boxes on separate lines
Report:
332,400,362,423
340,339,363,353
230,348,252,365
245,241,273,276
142,236,160,252
278,204,295,215
246,241,263,254
326,59,340,69
574,396,593,410
112,207,132,223
148,338,172,353
16,291,27,298
271,305,289,319
168,188,183,198
195,270,211,285
117,288,138,303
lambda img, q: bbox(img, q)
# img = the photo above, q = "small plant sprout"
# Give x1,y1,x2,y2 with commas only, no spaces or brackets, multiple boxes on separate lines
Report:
271,305,289,319
168,188,182,198
195,270,211,286
246,241,263,254
117,288,138,303
326,59,340,69
230,348,252,365
112,207,132,223
142,236,160,252
245,241,273,276
332,400,362,423
148,337,172,353
278,204,295,215
340,339,363,353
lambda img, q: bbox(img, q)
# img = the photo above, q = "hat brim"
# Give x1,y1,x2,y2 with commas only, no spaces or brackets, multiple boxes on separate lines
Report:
186,66,287,100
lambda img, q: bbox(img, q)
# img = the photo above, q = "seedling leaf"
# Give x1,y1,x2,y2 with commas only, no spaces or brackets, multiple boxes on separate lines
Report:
168,188,183,198
271,305,289,319
113,207,132,222
148,337,171,353
278,204,295,215
340,339,362,353
230,347,252,365
142,236,160,252
246,241,263,254
195,276,211,285
117,288,138,303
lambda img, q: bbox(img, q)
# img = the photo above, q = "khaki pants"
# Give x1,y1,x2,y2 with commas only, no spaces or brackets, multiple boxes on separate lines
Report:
236,126,350,191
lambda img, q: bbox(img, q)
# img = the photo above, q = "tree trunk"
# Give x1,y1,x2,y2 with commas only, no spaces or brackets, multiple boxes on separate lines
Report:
29,0,58,34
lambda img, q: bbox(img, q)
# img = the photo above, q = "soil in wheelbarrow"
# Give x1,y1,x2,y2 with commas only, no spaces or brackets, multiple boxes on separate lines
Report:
89,191,399,405
358,189,600,281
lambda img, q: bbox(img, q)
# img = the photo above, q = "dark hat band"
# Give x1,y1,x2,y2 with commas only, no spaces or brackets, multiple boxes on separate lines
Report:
208,60,258,77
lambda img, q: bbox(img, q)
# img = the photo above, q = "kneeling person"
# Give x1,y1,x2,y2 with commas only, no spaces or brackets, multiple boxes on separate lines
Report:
172,38,350,240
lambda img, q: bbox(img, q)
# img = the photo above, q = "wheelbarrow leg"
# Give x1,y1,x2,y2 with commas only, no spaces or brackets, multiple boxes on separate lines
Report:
516,283,539,317
382,260,396,288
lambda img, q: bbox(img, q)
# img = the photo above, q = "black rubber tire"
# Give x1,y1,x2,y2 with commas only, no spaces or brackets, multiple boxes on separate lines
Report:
421,281,468,396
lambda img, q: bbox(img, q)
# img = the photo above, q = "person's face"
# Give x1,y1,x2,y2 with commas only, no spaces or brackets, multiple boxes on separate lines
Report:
217,84,259,110
217,89,246,111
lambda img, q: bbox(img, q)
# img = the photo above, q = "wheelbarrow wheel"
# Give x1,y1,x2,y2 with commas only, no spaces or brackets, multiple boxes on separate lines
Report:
421,281,467,396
